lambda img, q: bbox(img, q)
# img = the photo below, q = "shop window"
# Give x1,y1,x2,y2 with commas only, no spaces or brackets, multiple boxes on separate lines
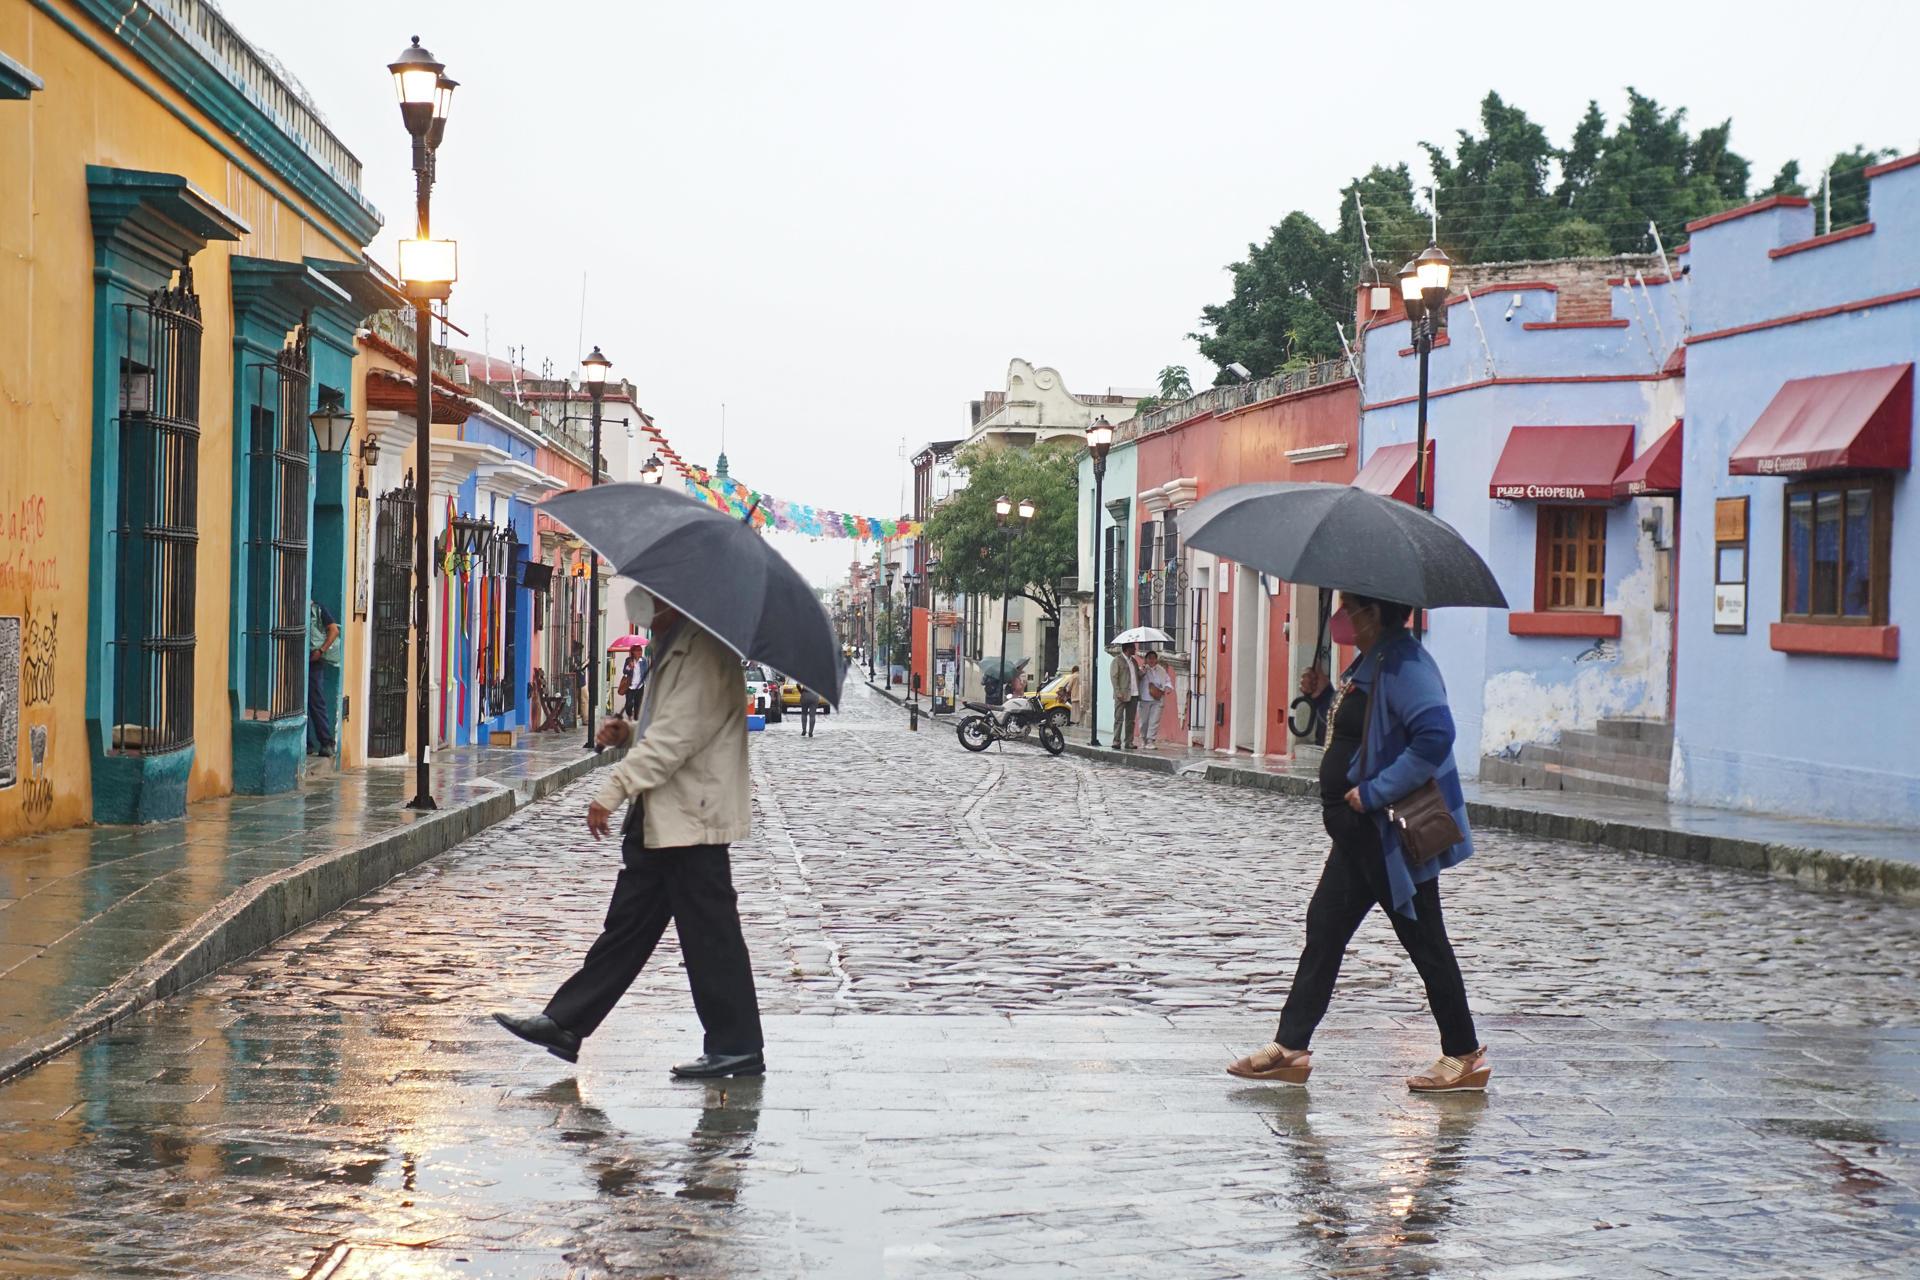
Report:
111,265,203,754
1536,506,1607,611
1102,524,1128,643
1783,477,1889,624
1159,511,1184,653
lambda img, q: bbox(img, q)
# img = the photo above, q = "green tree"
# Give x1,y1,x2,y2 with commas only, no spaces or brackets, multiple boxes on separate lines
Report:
1156,365,1193,401
921,442,1081,627
1764,159,1808,197
1815,147,1895,229
1189,210,1349,382
1338,162,1433,282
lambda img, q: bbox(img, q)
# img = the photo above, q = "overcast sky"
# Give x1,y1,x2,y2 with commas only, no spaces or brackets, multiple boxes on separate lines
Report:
226,0,1918,584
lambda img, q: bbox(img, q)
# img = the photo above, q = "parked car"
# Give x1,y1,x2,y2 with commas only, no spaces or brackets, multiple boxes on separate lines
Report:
745,663,781,721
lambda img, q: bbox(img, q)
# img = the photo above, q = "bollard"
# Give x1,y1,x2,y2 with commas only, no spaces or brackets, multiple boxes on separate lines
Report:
909,701,920,731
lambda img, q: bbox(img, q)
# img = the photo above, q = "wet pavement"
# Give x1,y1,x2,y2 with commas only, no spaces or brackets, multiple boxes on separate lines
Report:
2,687,1917,1277
0,737,597,1080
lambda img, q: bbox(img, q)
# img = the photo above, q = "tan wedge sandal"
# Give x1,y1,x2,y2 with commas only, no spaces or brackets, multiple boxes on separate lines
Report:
1407,1046,1491,1093
1226,1042,1312,1085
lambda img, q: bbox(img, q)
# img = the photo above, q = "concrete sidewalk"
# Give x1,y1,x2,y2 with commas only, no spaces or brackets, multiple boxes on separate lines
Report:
1065,737,1920,902
0,738,613,1083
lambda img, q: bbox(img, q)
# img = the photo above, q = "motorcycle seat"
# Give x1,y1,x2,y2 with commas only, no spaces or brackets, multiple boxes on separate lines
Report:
963,700,993,714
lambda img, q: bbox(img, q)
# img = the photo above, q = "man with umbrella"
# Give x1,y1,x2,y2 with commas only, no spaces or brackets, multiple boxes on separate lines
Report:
495,589,763,1077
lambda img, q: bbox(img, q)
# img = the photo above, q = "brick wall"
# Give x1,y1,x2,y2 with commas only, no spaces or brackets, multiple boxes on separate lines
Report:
1454,256,1665,324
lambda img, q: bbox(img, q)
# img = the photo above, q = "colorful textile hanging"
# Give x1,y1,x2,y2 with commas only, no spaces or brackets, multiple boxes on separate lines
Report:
679,469,920,541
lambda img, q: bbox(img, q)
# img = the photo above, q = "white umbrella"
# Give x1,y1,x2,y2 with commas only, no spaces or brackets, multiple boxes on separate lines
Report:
1110,626,1173,646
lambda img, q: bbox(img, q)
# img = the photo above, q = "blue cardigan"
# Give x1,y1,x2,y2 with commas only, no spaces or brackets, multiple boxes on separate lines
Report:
1341,629,1474,919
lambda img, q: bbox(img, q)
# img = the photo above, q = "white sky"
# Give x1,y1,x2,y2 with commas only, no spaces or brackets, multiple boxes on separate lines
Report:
224,0,1919,584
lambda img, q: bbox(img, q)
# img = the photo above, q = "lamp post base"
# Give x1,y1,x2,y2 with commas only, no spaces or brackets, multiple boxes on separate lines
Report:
406,794,438,811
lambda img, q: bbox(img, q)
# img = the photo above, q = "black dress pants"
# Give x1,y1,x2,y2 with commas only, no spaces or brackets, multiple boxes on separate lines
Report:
545,834,764,1055
1276,806,1479,1057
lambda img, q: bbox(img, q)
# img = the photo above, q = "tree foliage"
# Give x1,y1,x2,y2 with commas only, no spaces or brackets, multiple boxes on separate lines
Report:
1190,88,1895,380
920,443,1081,624
1815,147,1896,231
1156,365,1193,400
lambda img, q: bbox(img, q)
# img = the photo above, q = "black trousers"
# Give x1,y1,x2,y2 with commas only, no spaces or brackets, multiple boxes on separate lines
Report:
545,835,764,1054
799,703,818,735
1277,806,1479,1057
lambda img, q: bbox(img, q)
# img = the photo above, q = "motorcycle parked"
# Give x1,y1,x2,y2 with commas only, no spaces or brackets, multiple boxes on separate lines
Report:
956,694,1066,756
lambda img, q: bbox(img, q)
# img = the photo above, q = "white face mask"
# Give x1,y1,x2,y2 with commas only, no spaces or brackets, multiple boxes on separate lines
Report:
628,588,656,631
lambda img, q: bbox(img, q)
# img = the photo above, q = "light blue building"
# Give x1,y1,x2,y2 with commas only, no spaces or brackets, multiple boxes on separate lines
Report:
1076,433,1139,746
1358,260,1686,789
1673,154,1919,825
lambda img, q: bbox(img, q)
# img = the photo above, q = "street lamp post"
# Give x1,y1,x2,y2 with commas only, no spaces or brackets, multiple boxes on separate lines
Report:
867,575,879,682
1084,416,1113,745
993,495,1035,703
882,562,898,688
1398,242,1452,638
902,569,921,710
579,346,612,749
389,36,457,811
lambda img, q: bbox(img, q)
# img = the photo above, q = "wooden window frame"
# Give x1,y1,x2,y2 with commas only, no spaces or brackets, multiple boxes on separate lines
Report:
1533,504,1609,613
1780,474,1892,627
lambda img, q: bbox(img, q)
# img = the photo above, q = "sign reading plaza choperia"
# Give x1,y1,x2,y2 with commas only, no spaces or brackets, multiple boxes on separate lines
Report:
1491,482,1606,500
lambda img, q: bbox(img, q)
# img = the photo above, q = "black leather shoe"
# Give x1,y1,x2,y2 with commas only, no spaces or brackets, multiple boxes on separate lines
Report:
492,1011,581,1064
670,1051,765,1079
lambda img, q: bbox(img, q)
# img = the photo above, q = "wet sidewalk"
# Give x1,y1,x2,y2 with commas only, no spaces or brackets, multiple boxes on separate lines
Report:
0,738,610,1083
1060,736,1920,901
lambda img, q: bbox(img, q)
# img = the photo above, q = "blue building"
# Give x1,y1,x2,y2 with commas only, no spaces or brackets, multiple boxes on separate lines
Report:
1673,154,1919,825
1358,259,1686,792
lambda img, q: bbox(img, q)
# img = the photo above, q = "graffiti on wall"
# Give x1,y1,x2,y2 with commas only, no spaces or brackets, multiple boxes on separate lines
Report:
1,495,59,594
22,610,55,707
0,617,16,790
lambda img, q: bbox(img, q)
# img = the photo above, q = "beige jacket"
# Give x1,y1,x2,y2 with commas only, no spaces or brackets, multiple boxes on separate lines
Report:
592,621,750,848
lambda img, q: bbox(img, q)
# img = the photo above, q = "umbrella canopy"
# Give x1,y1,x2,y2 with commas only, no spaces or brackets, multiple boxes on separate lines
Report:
1182,482,1507,609
541,484,844,705
607,633,648,653
1110,625,1173,646
976,655,1030,683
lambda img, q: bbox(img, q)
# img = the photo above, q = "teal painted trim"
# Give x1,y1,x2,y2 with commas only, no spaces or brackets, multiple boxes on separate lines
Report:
1,49,44,98
305,258,409,315
55,0,380,243
87,721,194,823
85,165,237,824
232,718,302,795
32,2,375,258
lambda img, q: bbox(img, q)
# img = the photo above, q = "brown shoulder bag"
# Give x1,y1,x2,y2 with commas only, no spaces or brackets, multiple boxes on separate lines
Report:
1359,654,1463,866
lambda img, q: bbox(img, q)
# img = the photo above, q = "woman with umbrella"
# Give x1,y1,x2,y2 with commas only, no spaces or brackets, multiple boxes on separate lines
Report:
1182,483,1498,1094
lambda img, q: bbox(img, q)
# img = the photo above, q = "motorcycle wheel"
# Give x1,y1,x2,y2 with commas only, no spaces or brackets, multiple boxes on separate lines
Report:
1038,723,1066,756
957,716,992,753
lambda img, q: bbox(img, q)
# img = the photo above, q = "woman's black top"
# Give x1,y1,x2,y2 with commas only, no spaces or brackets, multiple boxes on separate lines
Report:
1318,685,1370,804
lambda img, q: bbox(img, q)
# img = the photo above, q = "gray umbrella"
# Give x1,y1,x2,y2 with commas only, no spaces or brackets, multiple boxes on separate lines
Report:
1181,481,1508,609
540,483,844,706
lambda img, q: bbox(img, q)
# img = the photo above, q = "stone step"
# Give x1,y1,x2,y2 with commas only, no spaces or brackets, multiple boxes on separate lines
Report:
1552,729,1676,766
1593,716,1676,749
1516,742,1672,786
1480,753,1670,802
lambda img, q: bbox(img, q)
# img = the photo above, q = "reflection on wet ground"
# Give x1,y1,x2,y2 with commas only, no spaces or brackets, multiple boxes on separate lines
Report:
1,689,1917,1276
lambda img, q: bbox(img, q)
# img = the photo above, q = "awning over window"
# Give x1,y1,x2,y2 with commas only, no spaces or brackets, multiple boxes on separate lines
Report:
1351,441,1433,504
1729,363,1912,476
1613,420,1683,497
1489,425,1635,501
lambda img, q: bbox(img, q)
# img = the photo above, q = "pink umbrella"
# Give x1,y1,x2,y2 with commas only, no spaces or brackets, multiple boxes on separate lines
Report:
607,632,648,653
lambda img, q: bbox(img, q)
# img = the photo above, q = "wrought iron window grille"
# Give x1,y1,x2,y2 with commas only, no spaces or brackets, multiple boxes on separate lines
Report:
243,318,312,721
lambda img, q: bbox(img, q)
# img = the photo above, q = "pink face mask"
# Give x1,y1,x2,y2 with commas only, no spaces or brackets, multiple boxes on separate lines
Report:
1329,607,1357,647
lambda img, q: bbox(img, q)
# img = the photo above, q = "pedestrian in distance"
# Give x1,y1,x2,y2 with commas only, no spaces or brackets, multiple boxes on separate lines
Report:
1228,592,1488,1093
495,591,766,1080
1108,642,1139,748
569,642,589,725
307,598,341,756
1062,664,1084,724
621,649,649,719
1138,650,1173,745
798,683,821,737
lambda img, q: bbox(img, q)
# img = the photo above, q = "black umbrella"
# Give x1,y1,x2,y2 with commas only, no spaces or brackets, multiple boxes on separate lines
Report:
1181,482,1508,609
540,483,844,706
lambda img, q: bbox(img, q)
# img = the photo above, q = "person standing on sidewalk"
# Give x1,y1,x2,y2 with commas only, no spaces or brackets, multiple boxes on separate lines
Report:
307,598,341,757
1138,650,1173,746
1227,592,1488,1093
495,594,765,1080
1109,642,1139,749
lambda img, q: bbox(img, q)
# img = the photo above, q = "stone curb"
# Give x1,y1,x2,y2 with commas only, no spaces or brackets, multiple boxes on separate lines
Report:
1066,742,1920,904
0,749,616,1085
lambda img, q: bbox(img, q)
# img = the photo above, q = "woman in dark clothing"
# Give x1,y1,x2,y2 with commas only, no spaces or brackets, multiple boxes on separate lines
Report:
1228,592,1489,1093
797,684,820,738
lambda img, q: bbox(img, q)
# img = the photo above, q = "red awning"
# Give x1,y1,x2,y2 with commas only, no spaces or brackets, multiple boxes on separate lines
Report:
1351,441,1433,504
1614,420,1684,497
1729,363,1912,476
1489,425,1636,501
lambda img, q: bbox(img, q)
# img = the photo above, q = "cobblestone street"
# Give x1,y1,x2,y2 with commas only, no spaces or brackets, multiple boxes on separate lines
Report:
2,687,1917,1277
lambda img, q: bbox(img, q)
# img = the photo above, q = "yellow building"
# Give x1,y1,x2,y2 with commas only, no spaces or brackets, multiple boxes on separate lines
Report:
0,0,395,837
